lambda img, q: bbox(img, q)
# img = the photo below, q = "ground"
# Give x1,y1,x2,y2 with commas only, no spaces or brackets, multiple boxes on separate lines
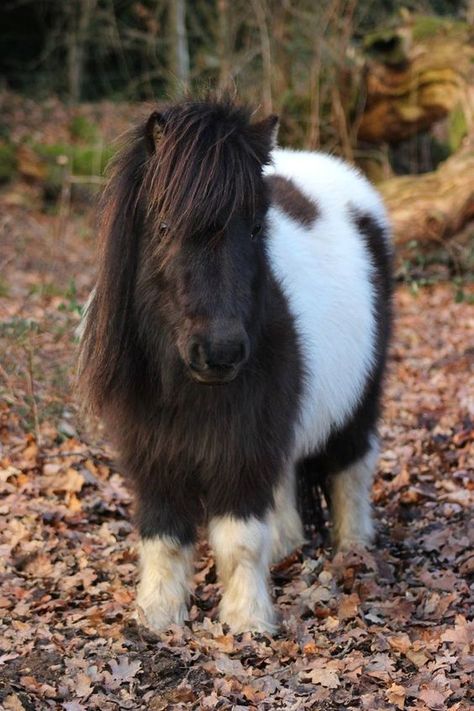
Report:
0,100,473,710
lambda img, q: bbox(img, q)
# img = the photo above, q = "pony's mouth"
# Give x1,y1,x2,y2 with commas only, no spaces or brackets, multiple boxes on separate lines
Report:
188,364,239,385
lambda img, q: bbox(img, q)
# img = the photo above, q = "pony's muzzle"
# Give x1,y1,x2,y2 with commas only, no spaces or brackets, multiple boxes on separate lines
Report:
186,330,250,384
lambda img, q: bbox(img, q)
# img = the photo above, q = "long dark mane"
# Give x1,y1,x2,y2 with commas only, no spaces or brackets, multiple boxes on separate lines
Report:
78,96,301,529
78,96,277,415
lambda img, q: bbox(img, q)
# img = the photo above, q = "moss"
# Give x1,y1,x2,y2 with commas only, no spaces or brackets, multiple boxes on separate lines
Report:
411,15,467,42
0,142,17,183
363,30,408,67
448,104,468,153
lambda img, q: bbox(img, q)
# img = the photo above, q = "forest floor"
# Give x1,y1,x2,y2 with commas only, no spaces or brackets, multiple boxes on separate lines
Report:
0,95,473,711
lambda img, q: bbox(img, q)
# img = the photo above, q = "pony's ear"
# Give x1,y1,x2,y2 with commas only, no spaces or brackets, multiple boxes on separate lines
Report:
249,114,279,163
145,111,166,154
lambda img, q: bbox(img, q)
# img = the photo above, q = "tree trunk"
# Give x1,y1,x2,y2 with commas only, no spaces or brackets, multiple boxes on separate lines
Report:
251,0,273,114
168,0,190,95
67,0,97,104
217,0,232,91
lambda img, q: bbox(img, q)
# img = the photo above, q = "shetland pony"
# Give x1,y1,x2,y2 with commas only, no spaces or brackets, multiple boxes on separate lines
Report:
78,98,392,634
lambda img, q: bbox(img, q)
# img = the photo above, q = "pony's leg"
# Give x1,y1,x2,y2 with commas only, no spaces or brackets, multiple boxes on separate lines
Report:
137,536,194,630
208,514,275,634
135,478,200,631
329,435,379,551
268,465,305,564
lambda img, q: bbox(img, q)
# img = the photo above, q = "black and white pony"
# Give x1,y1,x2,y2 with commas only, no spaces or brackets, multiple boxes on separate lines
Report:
78,97,392,634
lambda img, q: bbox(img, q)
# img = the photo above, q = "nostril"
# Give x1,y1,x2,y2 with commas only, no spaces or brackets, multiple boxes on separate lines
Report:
187,338,208,370
187,331,250,374
207,339,249,369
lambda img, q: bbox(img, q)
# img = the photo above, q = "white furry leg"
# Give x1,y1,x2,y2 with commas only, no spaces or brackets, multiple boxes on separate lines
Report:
209,515,275,634
136,536,193,631
330,437,379,551
269,467,305,564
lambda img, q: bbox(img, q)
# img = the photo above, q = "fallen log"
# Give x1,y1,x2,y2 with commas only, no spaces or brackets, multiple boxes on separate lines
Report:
358,14,474,147
380,148,474,246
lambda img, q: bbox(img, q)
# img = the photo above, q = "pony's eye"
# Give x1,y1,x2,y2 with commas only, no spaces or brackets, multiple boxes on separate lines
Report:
250,223,262,239
159,221,169,234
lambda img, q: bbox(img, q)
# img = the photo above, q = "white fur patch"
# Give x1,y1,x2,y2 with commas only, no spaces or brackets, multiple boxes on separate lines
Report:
75,287,96,342
208,515,276,633
136,536,194,631
265,149,389,459
269,467,305,564
330,436,379,550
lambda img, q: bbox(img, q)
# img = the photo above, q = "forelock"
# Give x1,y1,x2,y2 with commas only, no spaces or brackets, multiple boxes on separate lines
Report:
143,99,267,240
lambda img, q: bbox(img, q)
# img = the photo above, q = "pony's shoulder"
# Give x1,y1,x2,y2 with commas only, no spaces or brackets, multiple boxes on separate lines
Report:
266,148,388,229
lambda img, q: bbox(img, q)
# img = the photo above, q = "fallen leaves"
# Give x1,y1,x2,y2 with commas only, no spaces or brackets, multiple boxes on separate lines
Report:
1,115,473,710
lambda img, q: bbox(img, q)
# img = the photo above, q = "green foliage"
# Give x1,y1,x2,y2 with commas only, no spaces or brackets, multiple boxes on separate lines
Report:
0,142,17,182
0,318,40,342
0,279,10,298
453,284,474,303
28,282,64,299
36,143,114,177
28,279,84,315
398,235,474,303
69,115,99,143
58,280,82,316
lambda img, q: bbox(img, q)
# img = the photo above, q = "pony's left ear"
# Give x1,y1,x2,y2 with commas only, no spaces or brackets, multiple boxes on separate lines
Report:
250,114,279,163
145,111,166,154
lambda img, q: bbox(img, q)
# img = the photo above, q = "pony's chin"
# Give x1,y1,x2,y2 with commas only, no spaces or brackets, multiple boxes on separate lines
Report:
188,367,239,385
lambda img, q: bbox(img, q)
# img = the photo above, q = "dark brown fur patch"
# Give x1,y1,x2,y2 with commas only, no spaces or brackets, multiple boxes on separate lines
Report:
266,174,319,227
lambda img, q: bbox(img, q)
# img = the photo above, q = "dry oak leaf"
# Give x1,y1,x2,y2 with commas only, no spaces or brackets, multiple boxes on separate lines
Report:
386,683,406,710
365,653,396,682
73,672,94,699
108,655,142,682
406,646,430,669
417,687,451,710
24,553,54,578
43,465,85,494
2,695,26,711
441,615,473,649
338,592,361,621
304,668,341,688
388,634,411,655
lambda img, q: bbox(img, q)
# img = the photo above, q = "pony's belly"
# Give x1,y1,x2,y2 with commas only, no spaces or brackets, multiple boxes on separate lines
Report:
266,211,377,463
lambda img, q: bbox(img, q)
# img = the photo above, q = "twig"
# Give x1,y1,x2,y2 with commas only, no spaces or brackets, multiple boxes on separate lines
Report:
26,347,42,448
40,450,89,460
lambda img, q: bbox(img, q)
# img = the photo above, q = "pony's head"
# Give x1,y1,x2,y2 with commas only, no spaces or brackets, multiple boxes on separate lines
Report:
79,98,278,409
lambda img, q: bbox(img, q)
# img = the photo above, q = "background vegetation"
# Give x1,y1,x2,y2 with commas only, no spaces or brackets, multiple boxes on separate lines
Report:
0,3,473,709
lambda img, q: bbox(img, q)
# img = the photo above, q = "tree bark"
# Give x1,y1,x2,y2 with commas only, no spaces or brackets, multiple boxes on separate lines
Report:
168,0,190,95
217,0,232,91
381,148,474,246
67,0,97,104
251,0,273,114
358,16,474,145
